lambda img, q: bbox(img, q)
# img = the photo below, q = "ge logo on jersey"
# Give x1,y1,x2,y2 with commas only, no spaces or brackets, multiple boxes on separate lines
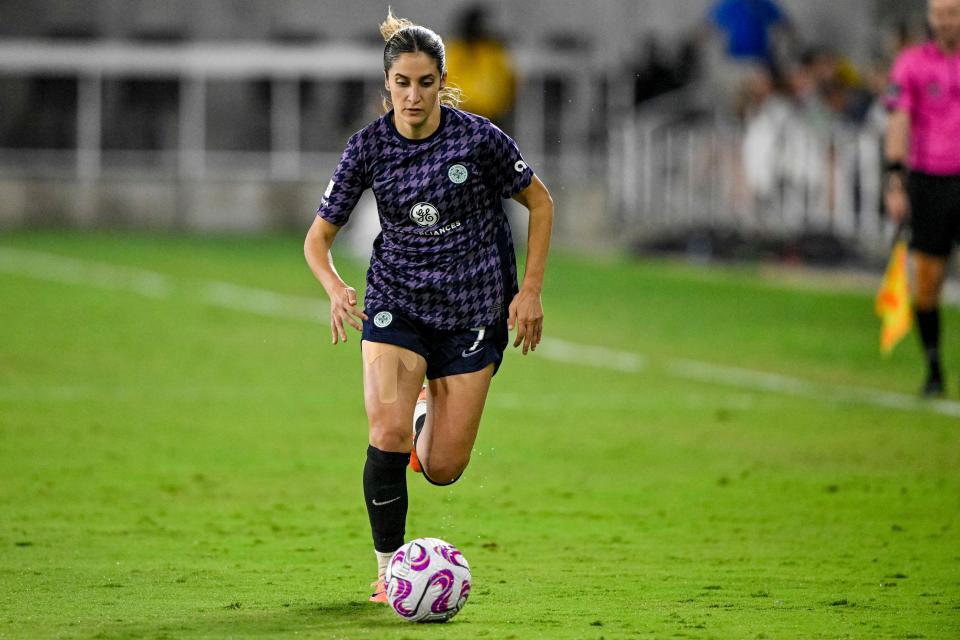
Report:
514,160,528,173
373,311,393,328
409,202,440,227
448,164,469,185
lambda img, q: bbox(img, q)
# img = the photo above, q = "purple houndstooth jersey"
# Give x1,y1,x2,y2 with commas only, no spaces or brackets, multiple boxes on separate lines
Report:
317,106,534,329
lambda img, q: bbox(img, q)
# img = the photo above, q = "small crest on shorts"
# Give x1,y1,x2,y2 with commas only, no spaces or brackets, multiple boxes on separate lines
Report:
448,164,469,185
374,311,393,328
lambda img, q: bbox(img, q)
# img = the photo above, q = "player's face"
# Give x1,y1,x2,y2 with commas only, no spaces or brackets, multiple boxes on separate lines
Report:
385,52,445,133
929,0,960,48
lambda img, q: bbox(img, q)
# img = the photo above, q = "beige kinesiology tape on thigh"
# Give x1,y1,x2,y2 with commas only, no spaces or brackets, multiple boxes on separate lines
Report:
365,343,420,404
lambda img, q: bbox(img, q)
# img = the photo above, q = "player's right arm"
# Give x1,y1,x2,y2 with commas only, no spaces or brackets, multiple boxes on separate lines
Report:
306,131,371,344
883,51,915,225
884,109,911,224
304,216,368,345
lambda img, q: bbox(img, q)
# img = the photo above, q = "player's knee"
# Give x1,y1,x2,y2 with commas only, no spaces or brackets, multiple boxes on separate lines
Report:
368,419,410,453
914,281,941,310
913,283,940,310
424,455,470,485
913,257,946,310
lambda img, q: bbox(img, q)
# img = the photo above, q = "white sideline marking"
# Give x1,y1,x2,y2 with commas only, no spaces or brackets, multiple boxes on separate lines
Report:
668,359,960,419
537,337,646,373
2,246,959,418
201,280,327,322
0,246,173,298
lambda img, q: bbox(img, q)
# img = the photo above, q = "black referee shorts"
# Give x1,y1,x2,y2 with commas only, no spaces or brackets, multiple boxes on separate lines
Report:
908,172,960,257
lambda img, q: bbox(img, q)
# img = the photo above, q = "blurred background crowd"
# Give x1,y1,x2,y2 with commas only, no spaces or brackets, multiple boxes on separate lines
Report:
0,0,935,265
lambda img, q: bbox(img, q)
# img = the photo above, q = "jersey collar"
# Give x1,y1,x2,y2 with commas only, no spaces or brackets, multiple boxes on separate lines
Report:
385,106,448,145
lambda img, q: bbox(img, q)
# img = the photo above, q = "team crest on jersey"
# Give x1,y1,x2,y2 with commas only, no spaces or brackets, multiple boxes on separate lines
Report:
373,311,393,328
448,163,469,185
409,202,440,227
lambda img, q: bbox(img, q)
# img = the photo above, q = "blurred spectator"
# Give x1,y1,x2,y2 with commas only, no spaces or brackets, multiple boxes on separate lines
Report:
741,67,792,200
632,34,701,106
444,4,516,126
709,0,789,66
633,36,678,104
703,0,794,116
787,48,874,125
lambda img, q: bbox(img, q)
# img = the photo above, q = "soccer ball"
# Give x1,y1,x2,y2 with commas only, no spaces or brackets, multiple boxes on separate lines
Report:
385,537,471,622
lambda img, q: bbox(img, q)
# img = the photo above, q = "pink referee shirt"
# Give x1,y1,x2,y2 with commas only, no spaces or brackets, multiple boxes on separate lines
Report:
886,42,960,176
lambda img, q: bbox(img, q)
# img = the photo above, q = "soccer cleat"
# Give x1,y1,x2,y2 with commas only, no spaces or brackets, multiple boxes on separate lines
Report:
921,370,945,397
409,385,427,473
369,579,388,603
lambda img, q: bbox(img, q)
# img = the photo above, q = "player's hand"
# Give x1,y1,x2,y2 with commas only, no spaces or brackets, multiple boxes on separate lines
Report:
884,177,910,224
329,285,368,345
508,288,543,355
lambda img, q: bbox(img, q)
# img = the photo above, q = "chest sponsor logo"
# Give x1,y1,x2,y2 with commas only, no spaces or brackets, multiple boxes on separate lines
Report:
448,164,469,184
373,311,393,328
514,160,528,173
412,220,462,236
409,202,440,227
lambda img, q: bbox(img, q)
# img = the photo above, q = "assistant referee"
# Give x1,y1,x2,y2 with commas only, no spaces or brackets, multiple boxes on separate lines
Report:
884,0,960,396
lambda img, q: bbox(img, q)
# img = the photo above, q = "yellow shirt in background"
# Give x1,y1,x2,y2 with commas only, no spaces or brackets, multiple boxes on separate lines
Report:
445,39,517,122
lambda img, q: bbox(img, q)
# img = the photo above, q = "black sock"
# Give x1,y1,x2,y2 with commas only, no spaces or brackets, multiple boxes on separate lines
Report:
915,308,942,376
363,445,410,553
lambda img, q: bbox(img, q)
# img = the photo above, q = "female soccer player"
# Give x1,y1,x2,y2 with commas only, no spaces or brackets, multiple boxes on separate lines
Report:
303,9,553,602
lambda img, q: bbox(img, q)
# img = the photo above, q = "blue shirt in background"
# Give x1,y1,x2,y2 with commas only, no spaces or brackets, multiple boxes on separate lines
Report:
710,0,784,62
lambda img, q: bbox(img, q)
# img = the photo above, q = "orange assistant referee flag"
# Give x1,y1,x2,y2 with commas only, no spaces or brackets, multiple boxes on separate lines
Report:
875,238,912,355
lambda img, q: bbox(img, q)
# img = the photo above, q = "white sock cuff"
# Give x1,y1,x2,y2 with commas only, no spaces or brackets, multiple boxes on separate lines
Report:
376,550,394,578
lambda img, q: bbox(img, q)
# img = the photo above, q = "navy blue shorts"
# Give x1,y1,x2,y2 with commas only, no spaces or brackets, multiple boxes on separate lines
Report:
361,308,509,380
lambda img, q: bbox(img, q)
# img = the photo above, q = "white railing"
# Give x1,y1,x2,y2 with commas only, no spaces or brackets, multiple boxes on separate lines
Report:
0,38,600,183
609,98,895,256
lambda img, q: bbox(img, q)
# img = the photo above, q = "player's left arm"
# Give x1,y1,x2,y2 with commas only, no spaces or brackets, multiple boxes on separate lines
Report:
509,175,554,355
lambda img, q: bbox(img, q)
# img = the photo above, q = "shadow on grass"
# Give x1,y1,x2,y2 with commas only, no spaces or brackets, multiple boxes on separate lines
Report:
86,599,463,640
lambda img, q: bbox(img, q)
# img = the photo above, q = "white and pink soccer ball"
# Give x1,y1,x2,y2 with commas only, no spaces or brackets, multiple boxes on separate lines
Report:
385,537,471,622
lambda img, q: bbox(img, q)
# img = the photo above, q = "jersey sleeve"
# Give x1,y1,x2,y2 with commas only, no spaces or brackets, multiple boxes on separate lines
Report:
316,132,370,226
885,52,915,114
486,124,534,200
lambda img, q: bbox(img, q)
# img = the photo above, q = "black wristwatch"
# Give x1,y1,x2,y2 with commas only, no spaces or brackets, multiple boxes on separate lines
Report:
884,161,907,190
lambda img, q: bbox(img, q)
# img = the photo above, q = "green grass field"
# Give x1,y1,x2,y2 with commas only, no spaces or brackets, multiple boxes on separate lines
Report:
1,232,958,639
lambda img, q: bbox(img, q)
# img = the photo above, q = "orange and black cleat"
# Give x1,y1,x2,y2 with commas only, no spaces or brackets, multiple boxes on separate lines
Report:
369,578,388,603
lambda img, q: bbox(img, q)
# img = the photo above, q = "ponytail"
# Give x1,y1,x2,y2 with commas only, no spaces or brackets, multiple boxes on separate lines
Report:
379,6,413,42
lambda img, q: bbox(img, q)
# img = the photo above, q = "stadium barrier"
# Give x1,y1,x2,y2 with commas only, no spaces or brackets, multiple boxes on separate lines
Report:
0,38,601,244
608,92,894,262
0,38,896,262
